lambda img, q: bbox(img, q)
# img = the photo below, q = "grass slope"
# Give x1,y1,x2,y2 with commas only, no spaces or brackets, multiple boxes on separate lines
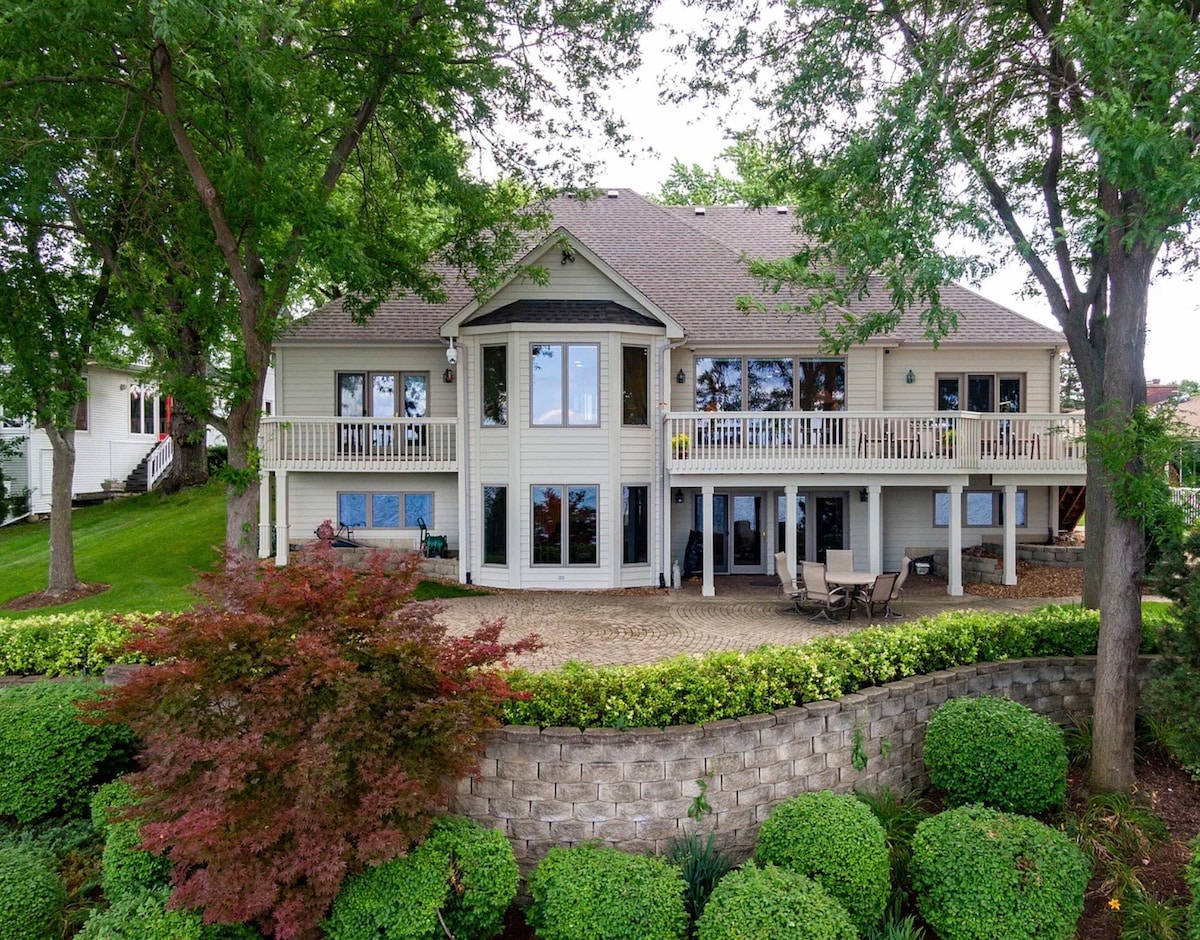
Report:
0,482,226,617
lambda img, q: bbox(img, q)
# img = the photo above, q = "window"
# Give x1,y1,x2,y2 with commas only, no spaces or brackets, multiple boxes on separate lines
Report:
936,374,1025,412
483,486,507,565
338,491,434,528
934,489,1028,527
622,485,649,564
128,385,164,435
482,345,508,426
337,370,428,451
622,346,649,425
532,485,598,565
695,356,845,411
531,344,599,426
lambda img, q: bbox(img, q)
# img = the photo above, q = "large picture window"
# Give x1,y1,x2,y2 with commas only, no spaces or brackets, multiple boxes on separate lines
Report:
482,345,507,426
532,485,598,565
622,485,649,564
695,356,845,411
531,344,599,426
483,486,507,565
338,491,434,529
936,373,1024,412
934,489,1027,527
622,346,649,426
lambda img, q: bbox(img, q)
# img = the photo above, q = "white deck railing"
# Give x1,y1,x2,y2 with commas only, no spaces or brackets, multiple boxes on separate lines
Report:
146,436,174,490
666,411,1087,474
260,417,458,472
1172,487,1200,526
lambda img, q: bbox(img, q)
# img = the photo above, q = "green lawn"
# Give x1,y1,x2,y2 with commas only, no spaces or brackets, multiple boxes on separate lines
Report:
0,482,227,617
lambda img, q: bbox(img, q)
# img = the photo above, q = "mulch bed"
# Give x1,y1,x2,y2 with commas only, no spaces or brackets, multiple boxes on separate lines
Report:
0,582,110,611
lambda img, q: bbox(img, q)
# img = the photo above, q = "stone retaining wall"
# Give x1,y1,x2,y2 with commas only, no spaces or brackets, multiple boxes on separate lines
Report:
450,656,1154,874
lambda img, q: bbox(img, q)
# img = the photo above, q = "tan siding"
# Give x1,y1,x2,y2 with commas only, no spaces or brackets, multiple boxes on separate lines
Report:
469,244,648,318
885,348,1057,411
844,348,879,410
279,345,458,418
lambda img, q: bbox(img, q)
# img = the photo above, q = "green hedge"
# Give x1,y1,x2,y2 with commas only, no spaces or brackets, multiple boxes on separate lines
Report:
527,842,687,940
0,612,155,677
912,804,1090,940
695,862,857,940
0,843,65,940
505,605,1169,729
90,781,172,905
0,679,135,823
925,696,1067,814
76,887,258,940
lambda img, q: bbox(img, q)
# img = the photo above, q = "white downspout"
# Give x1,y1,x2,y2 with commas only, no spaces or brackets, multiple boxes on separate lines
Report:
660,335,688,588
455,339,472,584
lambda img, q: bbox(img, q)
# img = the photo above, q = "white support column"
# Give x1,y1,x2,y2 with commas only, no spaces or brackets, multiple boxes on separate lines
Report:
1004,483,1018,586
702,484,715,597
867,484,882,574
948,483,963,596
274,470,290,567
785,484,798,578
258,471,271,559
1050,485,1060,539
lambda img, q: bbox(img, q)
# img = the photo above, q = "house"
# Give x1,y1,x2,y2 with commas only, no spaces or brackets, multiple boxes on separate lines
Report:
0,364,174,517
260,189,1085,596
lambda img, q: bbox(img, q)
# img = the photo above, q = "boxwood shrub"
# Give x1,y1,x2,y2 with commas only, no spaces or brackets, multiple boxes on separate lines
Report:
503,605,1168,730
75,887,258,940
753,791,890,934
911,804,1090,940
90,781,172,904
527,842,687,940
695,862,856,940
924,696,1068,814
0,843,65,940
324,815,517,940
0,679,134,823
0,612,155,677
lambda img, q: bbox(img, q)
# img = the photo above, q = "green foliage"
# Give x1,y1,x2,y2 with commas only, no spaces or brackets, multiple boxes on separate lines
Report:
90,781,172,905
1185,835,1200,940
854,787,933,902
527,842,688,940
75,887,259,940
865,912,928,940
695,862,857,940
0,679,133,823
504,605,1144,729
1120,890,1187,940
1057,791,1168,901
924,696,1068,815
324,815,518,940
0,843,66,940
754,791,891,934
0,611,154,676
911,805,1091,940
665,830,731,923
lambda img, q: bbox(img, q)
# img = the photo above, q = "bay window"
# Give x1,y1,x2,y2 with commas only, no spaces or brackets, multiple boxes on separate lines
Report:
531,344,599,426
532,485,598,565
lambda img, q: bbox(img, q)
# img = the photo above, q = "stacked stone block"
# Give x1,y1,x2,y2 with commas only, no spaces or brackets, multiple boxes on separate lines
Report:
452,656,1154,874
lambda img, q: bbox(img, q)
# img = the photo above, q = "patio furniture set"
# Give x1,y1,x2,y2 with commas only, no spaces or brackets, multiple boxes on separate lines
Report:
774,550,910,622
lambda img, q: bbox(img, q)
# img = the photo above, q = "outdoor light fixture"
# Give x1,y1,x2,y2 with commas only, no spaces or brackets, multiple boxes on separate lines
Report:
442,367,454,383
906,369,915,384
859,488,869,503
674,489,685,504
676,369,686,384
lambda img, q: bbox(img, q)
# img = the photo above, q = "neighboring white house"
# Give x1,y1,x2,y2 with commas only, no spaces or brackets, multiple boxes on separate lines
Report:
260,190,1086,596
0,364,175,516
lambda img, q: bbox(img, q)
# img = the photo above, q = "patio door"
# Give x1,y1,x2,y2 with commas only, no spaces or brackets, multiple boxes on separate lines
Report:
814,495,846,563
730,494,765,573
693,494,729,574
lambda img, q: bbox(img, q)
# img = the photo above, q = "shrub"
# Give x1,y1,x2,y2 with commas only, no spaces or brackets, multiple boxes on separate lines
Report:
324,815,518,940
0,843,66,940
76,887,258,940
0,611,152,677
503,604,1163,730
911,804,1090,940
91,546,537,940
1187,836,1200,940
923,695,1067,814
695,861,856,940
666,830,731,922
0,679,134,823
527,842,687,940
90,781,172,904
754,791,890,934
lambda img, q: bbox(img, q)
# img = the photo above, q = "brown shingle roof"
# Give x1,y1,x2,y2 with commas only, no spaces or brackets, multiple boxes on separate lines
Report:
281,189,1064,347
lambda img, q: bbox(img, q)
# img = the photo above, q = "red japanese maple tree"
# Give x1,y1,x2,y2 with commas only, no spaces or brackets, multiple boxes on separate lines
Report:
93,545,537,939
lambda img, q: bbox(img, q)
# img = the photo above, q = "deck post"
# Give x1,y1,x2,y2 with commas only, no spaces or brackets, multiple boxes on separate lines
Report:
274,470,290,567
258,471,271,559
702,484,715,597
867,484,882,574
1004,483,1018,585
948,484,963,596
784,484,798,578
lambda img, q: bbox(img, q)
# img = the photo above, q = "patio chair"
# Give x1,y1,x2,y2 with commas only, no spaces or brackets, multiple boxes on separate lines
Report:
801,561,849,622
885,557,912,619
857,572,900,620
825,549,854,575
773,551,807,612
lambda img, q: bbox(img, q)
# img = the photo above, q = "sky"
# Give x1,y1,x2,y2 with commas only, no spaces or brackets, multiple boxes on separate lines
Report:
581,24,1200,385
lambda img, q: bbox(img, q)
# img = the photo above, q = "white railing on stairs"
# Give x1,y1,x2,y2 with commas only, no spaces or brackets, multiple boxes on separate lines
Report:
146,436,174,491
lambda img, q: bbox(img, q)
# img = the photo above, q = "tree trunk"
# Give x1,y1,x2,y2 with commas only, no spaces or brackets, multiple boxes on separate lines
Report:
1088,237,1152,794
224,330,271,558
42,420,82,596
163,400,209,494
1081,417,1107,610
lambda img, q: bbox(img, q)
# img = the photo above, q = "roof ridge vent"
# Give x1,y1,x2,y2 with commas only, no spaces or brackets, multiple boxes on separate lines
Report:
606,189,619,198
694,207,706,216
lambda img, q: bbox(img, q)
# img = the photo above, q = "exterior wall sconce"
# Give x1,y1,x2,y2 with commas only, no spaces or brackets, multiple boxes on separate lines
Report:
674,489,685,504
676,369,686,384
442,367,454,383
859,488,869,503
906,370,915,384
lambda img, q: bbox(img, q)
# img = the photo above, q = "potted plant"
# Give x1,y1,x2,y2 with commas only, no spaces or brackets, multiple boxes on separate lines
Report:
101,478,125,492
670,433,691,458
